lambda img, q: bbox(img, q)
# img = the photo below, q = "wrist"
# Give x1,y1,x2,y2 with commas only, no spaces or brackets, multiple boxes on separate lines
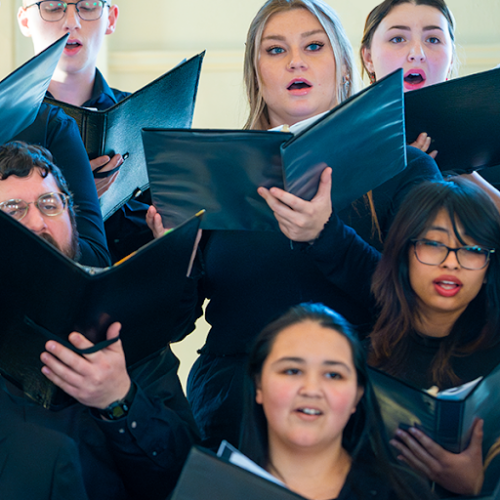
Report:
97,382,137,421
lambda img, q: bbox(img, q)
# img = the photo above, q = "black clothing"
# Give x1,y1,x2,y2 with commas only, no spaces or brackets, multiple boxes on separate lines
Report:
338,146,443,251
81,69,153,263
0,346,198,500
187,147,442,449
336,456,434,500
13,103,110,267
0,421,89,500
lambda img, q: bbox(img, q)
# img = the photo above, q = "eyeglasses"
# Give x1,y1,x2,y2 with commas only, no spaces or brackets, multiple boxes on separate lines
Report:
25,1,110,22
412,239,495,271
0,192,70,221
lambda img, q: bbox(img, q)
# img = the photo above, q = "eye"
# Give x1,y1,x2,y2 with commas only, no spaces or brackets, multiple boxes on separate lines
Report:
42,2,66,13
426,36,441,44
267,46,285,55
389,36,406,44
463,246,488,256
422,239,444,248
283,368,301,375
325,371,343,380
306,42,324,51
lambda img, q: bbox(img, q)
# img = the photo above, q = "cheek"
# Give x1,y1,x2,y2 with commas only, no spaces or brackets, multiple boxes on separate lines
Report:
50,215,73,246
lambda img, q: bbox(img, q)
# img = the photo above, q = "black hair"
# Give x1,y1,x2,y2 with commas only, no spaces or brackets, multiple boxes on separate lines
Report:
241,303,428,500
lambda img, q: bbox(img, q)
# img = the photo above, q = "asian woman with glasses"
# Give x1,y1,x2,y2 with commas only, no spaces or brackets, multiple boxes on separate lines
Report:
297,177,500,497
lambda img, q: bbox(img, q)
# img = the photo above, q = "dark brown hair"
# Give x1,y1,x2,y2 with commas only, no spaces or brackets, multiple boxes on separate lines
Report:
369,178,500,387
0,141,80,260
360,0,457,82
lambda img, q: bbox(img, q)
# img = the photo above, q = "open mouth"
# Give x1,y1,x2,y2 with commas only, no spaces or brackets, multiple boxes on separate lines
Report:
65,41,82,50
404,73,424,85
297,408,322,416
435,280,460,290
287,81,312,90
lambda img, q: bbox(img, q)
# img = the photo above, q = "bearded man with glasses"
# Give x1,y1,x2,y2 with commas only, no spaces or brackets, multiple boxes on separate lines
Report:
18,0,155,263
0,142,199,499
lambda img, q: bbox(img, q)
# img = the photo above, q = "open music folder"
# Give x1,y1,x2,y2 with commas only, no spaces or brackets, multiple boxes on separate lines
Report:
405,67,500,176
0,34,68,145
0,210,202,410
369,364,500,454
45,52,205,219
143,69,406,231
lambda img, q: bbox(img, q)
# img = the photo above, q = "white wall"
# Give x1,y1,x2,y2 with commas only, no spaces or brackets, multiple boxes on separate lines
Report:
2,0,500,387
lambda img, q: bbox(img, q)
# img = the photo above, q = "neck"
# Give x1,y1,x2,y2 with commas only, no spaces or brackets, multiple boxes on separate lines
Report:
414,307,465,338
49,66,96,106
267,440,351,500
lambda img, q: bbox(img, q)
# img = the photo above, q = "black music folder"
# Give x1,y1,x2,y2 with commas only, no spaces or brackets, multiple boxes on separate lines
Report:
143,69,406,231
0,34,68,145
0,210,202,410
405,67,500,176
171,447,306,500
369,364,500,454
44,52,205,220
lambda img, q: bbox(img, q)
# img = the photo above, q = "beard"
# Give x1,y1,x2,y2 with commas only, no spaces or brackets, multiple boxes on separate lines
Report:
39,222,80,261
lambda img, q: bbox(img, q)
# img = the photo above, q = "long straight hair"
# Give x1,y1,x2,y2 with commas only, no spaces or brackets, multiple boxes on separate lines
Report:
240,303,427,500
370,178,500,387
243,0,361,130
360,0,458,82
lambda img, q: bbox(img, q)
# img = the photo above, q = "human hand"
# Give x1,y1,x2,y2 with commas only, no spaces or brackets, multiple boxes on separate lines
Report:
90,154,123,197
40,322,131,410
410,132,438,159
146,206,201,276
146,205,169,239
257,167,332,242
390,419,484,495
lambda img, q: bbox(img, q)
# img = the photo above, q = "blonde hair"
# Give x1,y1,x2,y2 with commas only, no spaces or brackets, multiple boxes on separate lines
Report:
243,0,361,130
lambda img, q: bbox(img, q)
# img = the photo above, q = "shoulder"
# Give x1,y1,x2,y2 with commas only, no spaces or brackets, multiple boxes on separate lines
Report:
110,87,130,102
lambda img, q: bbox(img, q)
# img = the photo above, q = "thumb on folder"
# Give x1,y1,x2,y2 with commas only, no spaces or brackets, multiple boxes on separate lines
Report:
258,166,332,243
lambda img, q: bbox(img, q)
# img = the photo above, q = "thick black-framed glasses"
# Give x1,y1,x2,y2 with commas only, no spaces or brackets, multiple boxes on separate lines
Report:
0,192,70,221
25,1,110,22
411,239,495,271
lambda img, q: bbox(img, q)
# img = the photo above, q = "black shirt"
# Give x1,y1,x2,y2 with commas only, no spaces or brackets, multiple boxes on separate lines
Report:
14,103,110,267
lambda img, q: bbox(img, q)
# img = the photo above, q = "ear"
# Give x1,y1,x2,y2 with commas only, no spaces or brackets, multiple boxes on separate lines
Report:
361,46,375,75
350,386,365,414
17,6,32,38
105,4,119,35
255,378,263,405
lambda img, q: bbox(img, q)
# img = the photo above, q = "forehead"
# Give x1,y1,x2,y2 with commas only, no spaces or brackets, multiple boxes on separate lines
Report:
378,3,450,32
267,321,354,365
421,208,474,241
0,171,60,200
263,8,325,38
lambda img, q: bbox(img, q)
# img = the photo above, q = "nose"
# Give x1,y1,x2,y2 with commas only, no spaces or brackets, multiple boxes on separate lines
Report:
63,4,82,30
299,372,322,397
287,48,307,71
407,40,426,63
441,249,460,270
22,204,48,234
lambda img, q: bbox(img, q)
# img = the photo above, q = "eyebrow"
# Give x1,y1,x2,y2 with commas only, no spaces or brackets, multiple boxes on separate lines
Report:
388,25,444,32
273,357,352,372
426,225,449,233
262,29,325,42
